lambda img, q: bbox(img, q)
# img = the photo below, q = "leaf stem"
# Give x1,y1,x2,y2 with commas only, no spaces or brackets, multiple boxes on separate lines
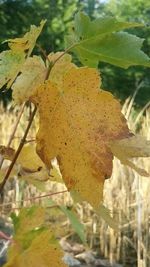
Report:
50,44,76,68
0,190,68,208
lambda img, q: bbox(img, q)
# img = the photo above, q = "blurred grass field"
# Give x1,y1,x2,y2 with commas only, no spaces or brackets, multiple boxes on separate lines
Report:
0,96,149,267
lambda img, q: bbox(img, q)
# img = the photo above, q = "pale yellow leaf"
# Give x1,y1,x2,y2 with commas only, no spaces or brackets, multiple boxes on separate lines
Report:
48,52,76,88
109,135,150,176
12,56,46,104
17,144,45,172
50,158,63,183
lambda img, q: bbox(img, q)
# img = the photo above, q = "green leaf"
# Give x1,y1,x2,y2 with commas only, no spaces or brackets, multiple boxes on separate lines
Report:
0,50,25,89
45,199,86,244
66,12,150,68
74,12,143,39
98,204,118,230
73,32,150,68
60,206,87,244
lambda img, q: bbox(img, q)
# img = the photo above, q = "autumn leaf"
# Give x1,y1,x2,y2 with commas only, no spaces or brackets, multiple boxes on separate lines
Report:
0,144,51,188
31,65,130,209
109,135,150,177
12,56,46,104
5,208,68,267
4,230,68,267
13,206,45,237
0,51,25,89
0,20,46,89
6,20,46,55
48,52,76,88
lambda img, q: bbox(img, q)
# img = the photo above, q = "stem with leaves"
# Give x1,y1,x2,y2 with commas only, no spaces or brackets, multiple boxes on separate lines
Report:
0,45,73,194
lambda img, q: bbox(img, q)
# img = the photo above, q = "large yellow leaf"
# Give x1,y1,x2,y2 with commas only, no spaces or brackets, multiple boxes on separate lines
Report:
31,67,130,209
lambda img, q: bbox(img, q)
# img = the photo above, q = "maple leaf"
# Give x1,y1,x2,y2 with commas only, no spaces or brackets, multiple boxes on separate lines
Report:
5,208,68,267
66,12,150,68
31,65,130,209
5,230,68,267
0,20,45,89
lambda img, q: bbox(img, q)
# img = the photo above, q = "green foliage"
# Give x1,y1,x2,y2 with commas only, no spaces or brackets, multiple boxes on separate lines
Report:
96,0,150,107
66,12,150,68
59,206,86,244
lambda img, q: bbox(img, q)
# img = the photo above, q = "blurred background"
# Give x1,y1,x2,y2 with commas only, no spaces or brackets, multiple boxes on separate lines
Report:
0,0,150,107
0,1,150,267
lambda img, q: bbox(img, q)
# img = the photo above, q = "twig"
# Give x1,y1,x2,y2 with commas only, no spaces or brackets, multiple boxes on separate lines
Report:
52,44,75,67
0,190,68,208
0,106,37,193
36,44,51,64
0,231,12,241
0,103,26,169
10,204,59,212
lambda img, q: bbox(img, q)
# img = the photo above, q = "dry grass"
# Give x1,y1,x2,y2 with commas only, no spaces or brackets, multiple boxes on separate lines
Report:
0,98,149,267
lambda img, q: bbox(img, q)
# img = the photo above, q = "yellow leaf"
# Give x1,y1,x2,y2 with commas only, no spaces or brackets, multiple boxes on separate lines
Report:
12,56,46,104
48,52,76,88
17,144,45,172
19,230,68,267
50,158,63,183
0,20,46,89
15,206,45,237
5,230,68,267
0,144,51,188
109,135,150,176
31,65,130,209
7,20,46,55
